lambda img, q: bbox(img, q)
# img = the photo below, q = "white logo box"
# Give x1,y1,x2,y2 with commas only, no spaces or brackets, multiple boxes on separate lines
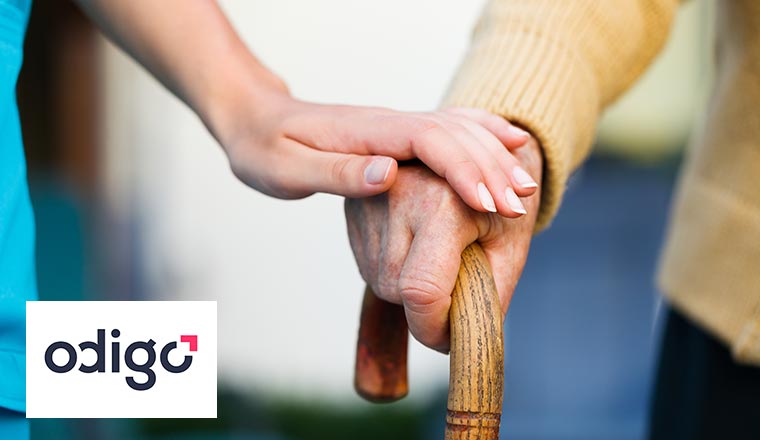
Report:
27,301,217,418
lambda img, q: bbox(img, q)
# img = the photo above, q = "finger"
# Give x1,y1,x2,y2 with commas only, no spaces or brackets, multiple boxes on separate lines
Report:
283,107,527,213
283,109,494,212
341,114,499,215
272,140,399,198
344,198,377,286
281,105,415,158
398,221,474,352
447,115,539,199
478,237,525,318
436,116,527,218
374,220,413,305
404,123,494,214
443,107,530,149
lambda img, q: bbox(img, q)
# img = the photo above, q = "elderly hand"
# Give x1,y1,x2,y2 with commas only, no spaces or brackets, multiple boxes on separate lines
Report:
345,137,543,351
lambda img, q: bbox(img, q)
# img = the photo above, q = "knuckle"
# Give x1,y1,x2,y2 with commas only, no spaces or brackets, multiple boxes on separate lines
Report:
462,118,494,138
358,261,378,291
477,209,506,240
347,245,371,284
375,251,405,304
410,115,441,132
440,119,470,138
447,113,473,128
375,277,400,304
435,185,466,214
486,161,507,179
355,264,371,286
398,271,447,310
380,114,439,139
444,160,479,183
330,156,353,185
408,118,443,143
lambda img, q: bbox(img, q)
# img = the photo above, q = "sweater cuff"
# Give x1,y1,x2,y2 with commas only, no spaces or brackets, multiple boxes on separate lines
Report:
443,30,601,232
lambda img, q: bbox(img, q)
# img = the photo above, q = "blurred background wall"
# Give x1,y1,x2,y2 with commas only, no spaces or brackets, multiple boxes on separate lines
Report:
21,1,713,439
98,0,487,401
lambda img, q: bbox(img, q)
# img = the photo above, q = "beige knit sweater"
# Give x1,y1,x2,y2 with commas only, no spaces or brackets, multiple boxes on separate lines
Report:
445,0,760,364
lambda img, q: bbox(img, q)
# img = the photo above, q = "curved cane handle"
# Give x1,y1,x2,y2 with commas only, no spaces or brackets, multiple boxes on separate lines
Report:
354,243,504,439
354,286,409,402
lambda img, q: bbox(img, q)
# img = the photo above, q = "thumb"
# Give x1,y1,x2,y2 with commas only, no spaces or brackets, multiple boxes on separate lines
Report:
277,143,398,198
398,226,469,353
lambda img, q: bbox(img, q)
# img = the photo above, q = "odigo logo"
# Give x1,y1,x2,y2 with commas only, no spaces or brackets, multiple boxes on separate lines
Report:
44,329,198,391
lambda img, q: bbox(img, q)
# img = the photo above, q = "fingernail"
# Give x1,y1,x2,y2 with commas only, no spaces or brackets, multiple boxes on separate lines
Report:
505,187,527,215
507,125,530,139
477,182,497,212
513,166,538,189
364,157,393,185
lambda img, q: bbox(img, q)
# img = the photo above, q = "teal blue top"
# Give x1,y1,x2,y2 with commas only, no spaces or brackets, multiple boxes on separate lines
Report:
0,0,34,413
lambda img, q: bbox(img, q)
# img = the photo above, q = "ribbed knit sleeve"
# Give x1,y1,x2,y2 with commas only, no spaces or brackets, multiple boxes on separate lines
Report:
443,0,679,231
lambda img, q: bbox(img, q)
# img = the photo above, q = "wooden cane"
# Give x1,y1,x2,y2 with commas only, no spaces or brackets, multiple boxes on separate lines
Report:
354,243,504,439
354,285,409,402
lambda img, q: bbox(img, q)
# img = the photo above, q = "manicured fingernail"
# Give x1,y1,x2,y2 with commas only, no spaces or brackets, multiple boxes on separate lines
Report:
477,182,497,212
513,166,538,189
505,187,527,215
364,157,393,185
507,125,530,139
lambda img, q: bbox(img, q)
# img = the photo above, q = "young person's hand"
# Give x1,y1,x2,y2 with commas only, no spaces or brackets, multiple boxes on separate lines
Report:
73,0,538,215
215,86,538,217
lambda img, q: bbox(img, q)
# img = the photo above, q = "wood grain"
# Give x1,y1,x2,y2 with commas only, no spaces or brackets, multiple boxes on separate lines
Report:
354,286,409,402
354,243,504,438
445,243,503,439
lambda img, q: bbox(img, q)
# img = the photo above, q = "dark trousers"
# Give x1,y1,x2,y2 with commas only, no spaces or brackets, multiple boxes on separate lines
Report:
649,307,760,440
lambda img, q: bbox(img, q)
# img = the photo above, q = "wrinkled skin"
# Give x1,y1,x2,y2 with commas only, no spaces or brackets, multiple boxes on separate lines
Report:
346,138,543,352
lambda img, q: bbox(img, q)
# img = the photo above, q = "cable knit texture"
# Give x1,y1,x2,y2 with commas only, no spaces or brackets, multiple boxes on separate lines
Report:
444,0,760,365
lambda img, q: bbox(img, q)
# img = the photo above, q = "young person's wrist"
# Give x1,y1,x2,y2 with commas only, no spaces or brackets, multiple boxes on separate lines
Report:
198,58,291,152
